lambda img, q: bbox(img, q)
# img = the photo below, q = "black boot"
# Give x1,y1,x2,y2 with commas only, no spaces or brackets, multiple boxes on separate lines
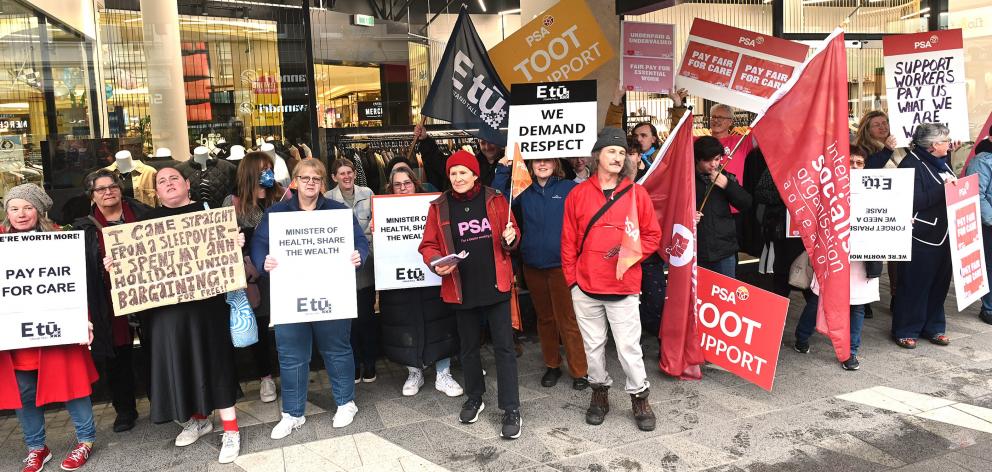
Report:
585,385,610,425
631,389,656,432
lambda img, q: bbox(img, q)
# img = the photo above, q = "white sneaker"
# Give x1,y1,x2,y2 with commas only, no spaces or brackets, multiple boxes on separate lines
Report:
332,401,359,428
175,418,213,447
270,412,306,440
403,368,425,396
435,370,464,397
218,431,240,464
260,377,278,403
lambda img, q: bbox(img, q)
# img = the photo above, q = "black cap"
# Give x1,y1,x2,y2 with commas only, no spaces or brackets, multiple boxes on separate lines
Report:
592,127,627,152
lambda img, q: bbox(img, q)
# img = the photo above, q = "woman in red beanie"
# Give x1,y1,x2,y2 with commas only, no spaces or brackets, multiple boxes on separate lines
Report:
419,150,523,439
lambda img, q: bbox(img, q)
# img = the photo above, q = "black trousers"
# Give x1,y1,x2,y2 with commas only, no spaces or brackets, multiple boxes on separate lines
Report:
638,256,667,338
351,287,379,369
100,343,137,417
455,300,520,411
243,315,274,378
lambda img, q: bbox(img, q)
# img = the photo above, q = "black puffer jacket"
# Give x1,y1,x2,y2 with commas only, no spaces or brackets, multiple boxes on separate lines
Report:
379,286,458,368
696,170,752,263
177,158,237,209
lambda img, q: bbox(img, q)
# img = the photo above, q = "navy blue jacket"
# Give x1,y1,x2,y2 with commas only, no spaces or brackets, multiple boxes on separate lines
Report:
493,164,577,269
899,146,953,247
250,193,370,274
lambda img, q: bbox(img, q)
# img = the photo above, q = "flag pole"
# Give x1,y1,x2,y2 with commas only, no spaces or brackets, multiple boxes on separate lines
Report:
697,128,752,212
406,115,427,162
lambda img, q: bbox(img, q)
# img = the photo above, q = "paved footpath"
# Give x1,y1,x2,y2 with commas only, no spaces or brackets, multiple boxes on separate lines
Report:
4,275,992,471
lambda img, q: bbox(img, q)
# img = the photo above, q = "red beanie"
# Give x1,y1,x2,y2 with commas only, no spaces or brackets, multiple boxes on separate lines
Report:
446,150,480,176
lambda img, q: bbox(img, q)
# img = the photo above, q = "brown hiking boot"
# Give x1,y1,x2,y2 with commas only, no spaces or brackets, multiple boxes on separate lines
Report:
585,385,610,425
631,389,656,431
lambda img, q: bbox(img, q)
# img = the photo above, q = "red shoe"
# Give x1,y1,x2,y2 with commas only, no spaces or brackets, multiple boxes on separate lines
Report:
59,443,92,471
21,447,52,472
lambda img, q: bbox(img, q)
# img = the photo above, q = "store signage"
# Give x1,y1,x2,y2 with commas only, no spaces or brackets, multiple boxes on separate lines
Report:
352,14,375,27
621,22,675,94
358,100,384,121
848,169,913,261
696,267,788,392
675,19,808,113
371,194,442,291
258,104,309,113
883,29,969,147
488,0,614,87
507,80,597,159
0,118,28,131
945,174,990,311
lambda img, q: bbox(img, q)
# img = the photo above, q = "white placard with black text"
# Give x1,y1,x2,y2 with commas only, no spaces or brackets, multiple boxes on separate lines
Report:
372,194,442,290
507,80,597,160
849,169,914,261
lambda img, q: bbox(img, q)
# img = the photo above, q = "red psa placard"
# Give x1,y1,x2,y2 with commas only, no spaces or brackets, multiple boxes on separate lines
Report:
732,56,795,99
955,205,979,250
679,42,738,87
697,268,789,391
962,250,985,296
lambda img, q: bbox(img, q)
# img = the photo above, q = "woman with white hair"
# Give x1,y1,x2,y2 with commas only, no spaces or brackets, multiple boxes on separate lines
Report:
891,123,956,349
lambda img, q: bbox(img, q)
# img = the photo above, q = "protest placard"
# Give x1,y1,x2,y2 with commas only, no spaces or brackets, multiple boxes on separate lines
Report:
507,80,597,159
945,174,990,311
0,231,89,350
488,0,614,87
372,194,442,291
268,209,357,324
621,22,675,94
675,19,808,113
697,268,789,391
103,207,245,316
849,169,914,261
883,29,969,148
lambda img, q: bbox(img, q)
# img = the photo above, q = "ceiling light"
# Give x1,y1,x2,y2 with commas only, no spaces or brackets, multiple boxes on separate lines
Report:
477,0,486,12
498,8,521,15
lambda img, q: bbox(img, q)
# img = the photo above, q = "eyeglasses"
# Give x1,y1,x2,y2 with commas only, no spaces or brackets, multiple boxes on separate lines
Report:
298,176,322,183
711,116,733,121
392,181,414,189
92,184,121,194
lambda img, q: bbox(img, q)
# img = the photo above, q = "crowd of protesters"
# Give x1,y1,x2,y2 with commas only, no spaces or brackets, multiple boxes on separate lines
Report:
2,89,989,471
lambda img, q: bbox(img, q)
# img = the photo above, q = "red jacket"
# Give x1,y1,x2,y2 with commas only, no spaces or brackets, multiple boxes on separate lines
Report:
419,187,520,305
561,176,662,295
0,227,99,409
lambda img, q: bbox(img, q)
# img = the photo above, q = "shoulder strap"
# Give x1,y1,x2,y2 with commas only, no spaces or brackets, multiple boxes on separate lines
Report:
86,215,103,230
578,184,634,256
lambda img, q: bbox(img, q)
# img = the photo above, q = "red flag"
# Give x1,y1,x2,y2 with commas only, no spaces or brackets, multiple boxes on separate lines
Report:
751,30,851,362
639,106,704,379
616,189,642,280
509,142,532,199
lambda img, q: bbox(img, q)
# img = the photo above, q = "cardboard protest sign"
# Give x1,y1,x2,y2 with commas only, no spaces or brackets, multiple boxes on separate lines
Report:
372,194,442,291
0,231,88,350
507,80,597,159
675,19,808,113
103,207,245,316
883,29,969,148
945,174,990,311
268,209,357,324
849,169,914,261
488,0,614,87
697,268,789,391
621,22,675,93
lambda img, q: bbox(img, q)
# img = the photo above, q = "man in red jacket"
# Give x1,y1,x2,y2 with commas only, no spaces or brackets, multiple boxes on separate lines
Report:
561,127,662,432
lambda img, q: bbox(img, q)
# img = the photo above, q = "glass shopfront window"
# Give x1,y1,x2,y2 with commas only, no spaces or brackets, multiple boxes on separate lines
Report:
948,0,992,142
784,0,928,35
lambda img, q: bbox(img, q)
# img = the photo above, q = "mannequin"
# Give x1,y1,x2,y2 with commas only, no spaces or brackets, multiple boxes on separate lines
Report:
104,149,158,206
115,150,135,174
193,146,211,167
177,145,237,209
261,142,291,187
228,145,246,161
144,147,179,171
154,148,172,159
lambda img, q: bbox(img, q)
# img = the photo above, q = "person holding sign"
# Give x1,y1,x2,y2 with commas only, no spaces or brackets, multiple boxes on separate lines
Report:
856,111,903,169
103,167,244,464
695,137,752,278
74,169,150,434
964,130,992,325
1,184,100,472
326,158,379,384
418,151,522,439
250,159,369,438
892,123,956,349
493,157,589,390
380,167,463,397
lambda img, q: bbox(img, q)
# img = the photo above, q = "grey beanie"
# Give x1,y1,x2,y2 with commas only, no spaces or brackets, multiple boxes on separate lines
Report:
3,183,53,213
592,127,628,152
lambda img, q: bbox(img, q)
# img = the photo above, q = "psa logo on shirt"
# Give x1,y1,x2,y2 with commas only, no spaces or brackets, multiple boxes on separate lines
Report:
458,218,492,236
21,321,62,340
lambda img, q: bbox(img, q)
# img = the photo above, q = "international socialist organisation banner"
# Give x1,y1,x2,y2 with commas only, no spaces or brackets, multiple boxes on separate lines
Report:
103,207,246,316
883,29,969,148
268,209,357,325
0,231,89,350
507,80,597,159
675,19,809,113
945,174,990,312
488,0,614,87
372,194,442,291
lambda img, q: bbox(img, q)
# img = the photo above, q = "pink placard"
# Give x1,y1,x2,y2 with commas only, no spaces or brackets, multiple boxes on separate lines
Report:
623,22,675,58
623,56,675,93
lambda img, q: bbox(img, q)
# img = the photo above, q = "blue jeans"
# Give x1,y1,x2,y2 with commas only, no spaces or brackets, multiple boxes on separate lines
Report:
435,357,451,372
14,370,96,450
275,319,355,417
699,255,737,278
795,291,865,357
